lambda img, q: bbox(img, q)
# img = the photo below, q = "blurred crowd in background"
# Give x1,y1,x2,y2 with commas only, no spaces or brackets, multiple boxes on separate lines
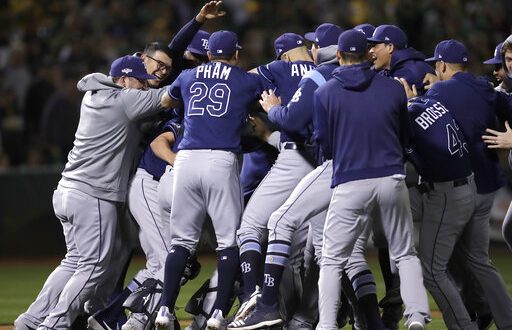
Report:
1,0,512,168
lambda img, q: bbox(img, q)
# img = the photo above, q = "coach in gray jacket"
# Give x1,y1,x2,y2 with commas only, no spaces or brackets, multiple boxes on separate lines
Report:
15,55,168,330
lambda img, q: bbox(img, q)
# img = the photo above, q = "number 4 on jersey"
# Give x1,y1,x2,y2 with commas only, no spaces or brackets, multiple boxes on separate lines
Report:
446,121,468,157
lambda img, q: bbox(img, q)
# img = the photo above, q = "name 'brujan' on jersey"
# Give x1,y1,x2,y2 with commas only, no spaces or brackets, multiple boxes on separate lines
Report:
291,63,315,77
414,101,449,130
195,61,232,80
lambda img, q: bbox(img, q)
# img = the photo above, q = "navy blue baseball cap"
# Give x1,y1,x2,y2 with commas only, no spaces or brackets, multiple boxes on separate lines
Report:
338,29,367,54
425,39,468,64
208,30,242,56
354,23,376,37
275,33,305,59
367,25,407,49
110,55,157,80
304,23,344,48
187,30,210,57
483,42,504,65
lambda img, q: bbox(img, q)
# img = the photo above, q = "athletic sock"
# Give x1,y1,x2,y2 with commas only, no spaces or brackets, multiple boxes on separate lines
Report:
93,284,137,322
261,240,290,306
213,246,240,315
160,245,190,310
351,269,386,329
239,238,262,298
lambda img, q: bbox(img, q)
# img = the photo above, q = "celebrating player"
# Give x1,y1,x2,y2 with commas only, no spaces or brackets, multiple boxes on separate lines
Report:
153,30,266,330
14,55,168,330
313,29,431,330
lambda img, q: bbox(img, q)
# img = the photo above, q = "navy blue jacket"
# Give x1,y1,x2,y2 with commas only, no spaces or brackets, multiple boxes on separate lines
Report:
314,61,410,187
406,97,472,182
426,72,508,194
389,47,435,95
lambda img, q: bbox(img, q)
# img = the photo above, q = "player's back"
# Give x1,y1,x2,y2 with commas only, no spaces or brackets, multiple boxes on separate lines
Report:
315,62,408,186
406,97,472,182
426,71,506,193
168,61,263,152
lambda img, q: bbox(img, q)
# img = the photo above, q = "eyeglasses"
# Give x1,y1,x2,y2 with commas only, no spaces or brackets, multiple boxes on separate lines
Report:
146,54,172,72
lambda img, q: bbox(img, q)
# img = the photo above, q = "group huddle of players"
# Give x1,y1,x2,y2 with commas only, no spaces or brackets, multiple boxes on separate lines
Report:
14,1,512,330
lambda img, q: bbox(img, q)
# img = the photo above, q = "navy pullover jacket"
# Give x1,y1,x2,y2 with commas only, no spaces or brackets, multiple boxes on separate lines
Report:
314,61,411,187
389,47,435,95
426,72,509,193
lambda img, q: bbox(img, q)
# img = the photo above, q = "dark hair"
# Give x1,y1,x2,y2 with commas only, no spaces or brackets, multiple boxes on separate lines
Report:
339,52,367,63
143,41,173,59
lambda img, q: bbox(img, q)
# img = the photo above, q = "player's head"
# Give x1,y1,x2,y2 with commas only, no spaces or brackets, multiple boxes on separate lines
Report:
353,23,376,38
141,42,173,88
367,25,407,70
110,55,157,90
336,29,369,65
304,23,343,64
207,30,242,63
425,39,468,81
502,35,512,78
184,30,210,67
274,33,310,62
483,42,507,85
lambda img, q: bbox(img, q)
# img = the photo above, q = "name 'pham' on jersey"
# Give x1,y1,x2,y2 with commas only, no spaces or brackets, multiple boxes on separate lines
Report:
414,101,449,130
195,62,232,80
291,63,316,77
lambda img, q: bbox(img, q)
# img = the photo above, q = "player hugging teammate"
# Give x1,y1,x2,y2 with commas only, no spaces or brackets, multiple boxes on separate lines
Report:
14,2,512,330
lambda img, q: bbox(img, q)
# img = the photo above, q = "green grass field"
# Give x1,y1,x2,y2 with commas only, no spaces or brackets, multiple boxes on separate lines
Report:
1,247,511,329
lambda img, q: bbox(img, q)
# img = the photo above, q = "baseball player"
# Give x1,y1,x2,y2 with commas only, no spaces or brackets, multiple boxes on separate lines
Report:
313,29,431,330
153,30,266,330
399,89,477,329
483,42,512,95
14,55,168,330
368,24,435,94
482,38,512,258
230,23,386,330
421,39,512,329
234,32,316,323
86,3,226,326
367,24,436,330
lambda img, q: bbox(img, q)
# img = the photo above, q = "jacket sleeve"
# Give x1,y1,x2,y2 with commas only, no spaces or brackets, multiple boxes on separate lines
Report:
313,90,331,160
268,76,319,133
167,18,202,59
121,88,167,121
495,90,512,124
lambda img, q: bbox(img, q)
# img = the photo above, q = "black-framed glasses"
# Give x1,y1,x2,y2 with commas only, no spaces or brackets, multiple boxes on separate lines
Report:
146,54,172,72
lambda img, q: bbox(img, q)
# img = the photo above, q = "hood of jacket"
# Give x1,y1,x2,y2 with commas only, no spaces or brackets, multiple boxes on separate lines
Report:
77,73,121,92
317,45,339,67
390,47,426,71
332,61,375,90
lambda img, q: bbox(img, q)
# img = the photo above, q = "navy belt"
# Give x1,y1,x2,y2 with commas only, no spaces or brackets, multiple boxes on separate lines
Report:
418,176,470,193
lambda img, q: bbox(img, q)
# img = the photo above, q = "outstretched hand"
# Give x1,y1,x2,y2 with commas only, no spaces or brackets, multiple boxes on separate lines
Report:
259,89,282,113
196,1,226,23
482,121,512,149
399,78,417,99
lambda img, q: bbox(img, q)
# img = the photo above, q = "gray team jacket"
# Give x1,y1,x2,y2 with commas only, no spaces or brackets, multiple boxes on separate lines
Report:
58,73,166,202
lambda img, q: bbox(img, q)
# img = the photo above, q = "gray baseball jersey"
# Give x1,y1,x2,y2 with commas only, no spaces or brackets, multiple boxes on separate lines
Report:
16,72,166,330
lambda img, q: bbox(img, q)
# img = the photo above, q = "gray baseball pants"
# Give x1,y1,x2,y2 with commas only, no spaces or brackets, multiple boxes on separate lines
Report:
450,191,512,329
17,186,119,329
317,175,431,330
418,177,478,330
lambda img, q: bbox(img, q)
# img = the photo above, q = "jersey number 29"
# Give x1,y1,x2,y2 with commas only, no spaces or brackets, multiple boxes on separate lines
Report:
188,82,231,117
